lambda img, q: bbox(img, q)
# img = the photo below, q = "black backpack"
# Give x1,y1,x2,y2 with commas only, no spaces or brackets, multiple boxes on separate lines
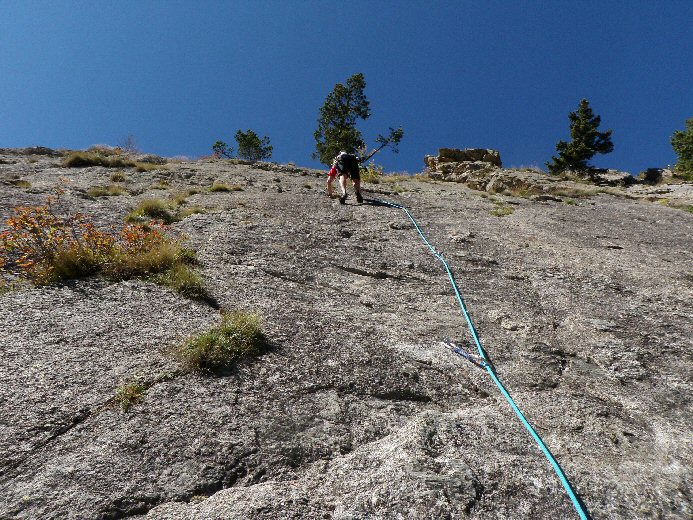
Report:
339,153,359,171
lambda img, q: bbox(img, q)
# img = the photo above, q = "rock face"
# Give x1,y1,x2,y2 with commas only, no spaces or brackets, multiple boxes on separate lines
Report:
0,149,691,519
425,148,502,181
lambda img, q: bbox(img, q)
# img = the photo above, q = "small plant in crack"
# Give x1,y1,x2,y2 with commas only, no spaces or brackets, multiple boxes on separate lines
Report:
115,380,147,412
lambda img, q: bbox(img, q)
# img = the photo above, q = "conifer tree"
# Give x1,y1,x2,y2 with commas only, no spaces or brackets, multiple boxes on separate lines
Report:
547,99,614,174
313,73,371,165
234,129,273,161
313,73,404,166
212,140,233,159
670,117,693,177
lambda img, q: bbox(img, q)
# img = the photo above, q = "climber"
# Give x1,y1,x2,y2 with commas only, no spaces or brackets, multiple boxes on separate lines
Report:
334,151,363,204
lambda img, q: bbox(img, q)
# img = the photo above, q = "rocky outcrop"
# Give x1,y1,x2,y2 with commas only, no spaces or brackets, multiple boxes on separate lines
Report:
0,146,64,157
0,149,691,519
424,148,502,181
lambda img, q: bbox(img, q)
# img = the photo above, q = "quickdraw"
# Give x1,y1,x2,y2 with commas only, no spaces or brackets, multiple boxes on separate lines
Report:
441,338,492,370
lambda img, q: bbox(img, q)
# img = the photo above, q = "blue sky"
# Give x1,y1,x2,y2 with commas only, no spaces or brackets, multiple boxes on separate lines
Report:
1,0,691,173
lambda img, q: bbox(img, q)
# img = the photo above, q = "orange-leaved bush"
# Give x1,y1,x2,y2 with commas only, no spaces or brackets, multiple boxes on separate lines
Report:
0,195,186,286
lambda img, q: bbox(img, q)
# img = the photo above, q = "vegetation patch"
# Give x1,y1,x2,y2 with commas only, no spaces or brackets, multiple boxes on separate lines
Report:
88,185,128,197
136,160,163,173
115,380,147,412
109,171,128,182
178,206,206,218
547,186,596,199
126,198,177,224
497,184,544,198
170,191,190,206
156,263,207,300
176,311,267,373
64,151,130,168
127,196,209,224
0,193,207,300
63,151,167,172
209,182,242,192
360,163,384,183
150,180,170,190
10,180,31,188
491,204,515,217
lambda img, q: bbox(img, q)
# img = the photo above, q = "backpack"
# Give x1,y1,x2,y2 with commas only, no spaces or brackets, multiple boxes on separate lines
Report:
338,153,359,171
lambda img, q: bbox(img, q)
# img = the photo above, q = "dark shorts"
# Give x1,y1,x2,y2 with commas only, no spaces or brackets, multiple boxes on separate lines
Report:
336,162,360,180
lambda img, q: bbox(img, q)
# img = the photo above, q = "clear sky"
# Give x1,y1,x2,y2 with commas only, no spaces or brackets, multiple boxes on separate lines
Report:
1,0,691,174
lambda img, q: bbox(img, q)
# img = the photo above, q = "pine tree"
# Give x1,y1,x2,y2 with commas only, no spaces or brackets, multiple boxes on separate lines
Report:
313,73,371,165
547,99,614,174
212,140,233,159
670,117,693,178
234,129,272,161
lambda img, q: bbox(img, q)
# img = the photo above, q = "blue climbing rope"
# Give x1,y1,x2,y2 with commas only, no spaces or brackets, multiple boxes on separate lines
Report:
376,198,589,520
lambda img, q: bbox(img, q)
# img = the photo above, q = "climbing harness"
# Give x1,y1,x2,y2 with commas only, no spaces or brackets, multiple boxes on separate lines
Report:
374,198,590,520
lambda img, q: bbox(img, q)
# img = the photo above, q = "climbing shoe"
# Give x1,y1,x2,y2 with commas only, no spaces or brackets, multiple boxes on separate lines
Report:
356,192,363,203
339,193,347,204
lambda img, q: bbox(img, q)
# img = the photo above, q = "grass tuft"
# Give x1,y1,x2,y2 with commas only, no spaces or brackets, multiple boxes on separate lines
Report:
157,263,207,299
176,311,267,373
209,182,242,192
107,239,180,279
490,205,515,217
10,180,32,188
115,381,147,412
110,171,128,182
63,151,167,172
88,185,128,197
64,151,129,168
178,206,206,218
126,199,177,224
136,163,162,172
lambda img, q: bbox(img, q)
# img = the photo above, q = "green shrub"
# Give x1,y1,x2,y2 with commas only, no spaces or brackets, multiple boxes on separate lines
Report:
88,185,128,197
637,168,664,185
360,163,384,183
671,117,693,179
176,311,266,372
235,129,273,161
126,199,177,224
176,248,198,265
115,381,147,412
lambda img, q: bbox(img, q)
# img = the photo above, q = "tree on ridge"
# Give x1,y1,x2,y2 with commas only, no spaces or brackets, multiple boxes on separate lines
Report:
547,99,613,174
